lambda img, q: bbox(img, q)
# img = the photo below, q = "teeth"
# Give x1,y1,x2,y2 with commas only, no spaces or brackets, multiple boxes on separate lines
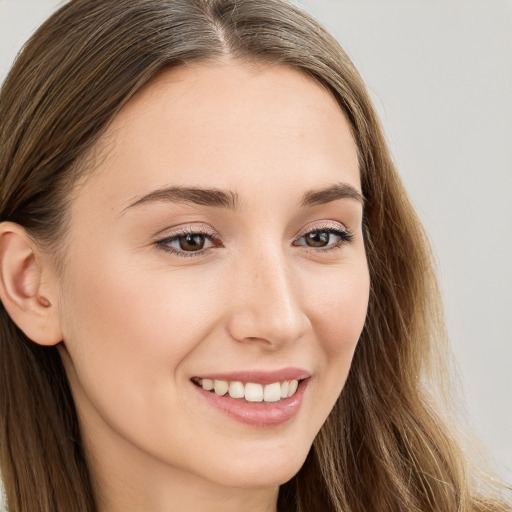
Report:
288,379,298,397
245,383,263,402
214,380,229,396
228,381,244,399
198,378,301,402
202,379,214,391
280,380,289,398
263,382,281,402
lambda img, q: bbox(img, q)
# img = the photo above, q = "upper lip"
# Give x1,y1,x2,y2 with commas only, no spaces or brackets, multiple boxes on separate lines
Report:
192,367,311,385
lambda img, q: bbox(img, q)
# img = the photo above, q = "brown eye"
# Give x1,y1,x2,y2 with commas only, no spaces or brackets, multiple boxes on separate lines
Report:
156,230,217,257
304,231,330,247
294,226,353,252
178,234,206,251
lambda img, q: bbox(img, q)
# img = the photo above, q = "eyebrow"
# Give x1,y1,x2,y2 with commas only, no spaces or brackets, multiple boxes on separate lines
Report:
299,182,364,207
124,186,239,211
123,181,364,212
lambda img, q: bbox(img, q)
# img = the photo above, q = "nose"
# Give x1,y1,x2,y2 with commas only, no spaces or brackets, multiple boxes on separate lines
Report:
225,248,310,349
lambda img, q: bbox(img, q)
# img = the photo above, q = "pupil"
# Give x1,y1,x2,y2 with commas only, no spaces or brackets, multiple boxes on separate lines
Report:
307,231,329,247
179,234,205,251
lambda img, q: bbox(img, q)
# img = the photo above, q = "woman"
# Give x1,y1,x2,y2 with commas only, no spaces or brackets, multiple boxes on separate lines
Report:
0,1,509,511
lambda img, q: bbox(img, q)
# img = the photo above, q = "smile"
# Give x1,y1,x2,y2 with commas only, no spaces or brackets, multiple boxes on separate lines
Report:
192,377,300,403
190,368,310,427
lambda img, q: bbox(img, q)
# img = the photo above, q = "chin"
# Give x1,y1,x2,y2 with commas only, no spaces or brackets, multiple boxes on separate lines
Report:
202,444,310,489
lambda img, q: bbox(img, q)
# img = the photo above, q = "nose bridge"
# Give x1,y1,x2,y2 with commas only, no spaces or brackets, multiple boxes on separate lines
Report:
226,244,309,347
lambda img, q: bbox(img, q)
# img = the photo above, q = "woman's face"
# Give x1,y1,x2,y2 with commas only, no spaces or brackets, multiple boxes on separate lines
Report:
56,61,369,495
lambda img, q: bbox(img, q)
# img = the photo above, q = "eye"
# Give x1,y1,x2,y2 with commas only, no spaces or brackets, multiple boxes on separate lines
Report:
155,227,220,258
174,233,208,251
155,224,354,259
294,226,353,252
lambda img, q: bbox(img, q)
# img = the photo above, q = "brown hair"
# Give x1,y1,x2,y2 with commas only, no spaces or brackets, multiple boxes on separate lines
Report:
0,1,509,511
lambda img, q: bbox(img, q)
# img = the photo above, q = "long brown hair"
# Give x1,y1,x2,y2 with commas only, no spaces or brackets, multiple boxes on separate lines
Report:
0,1,509,511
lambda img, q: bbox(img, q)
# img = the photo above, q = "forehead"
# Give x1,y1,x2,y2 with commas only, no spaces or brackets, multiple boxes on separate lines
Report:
75,60,360,212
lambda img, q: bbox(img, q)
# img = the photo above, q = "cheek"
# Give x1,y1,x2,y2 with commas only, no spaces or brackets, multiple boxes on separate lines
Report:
57,255,232,469
311,262,369,354
57,252,222,418
60,260,218,373
306,260,369,407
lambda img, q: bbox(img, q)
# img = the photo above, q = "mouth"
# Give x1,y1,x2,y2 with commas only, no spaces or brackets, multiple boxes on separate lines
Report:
190,370,311,427
191,377,302,403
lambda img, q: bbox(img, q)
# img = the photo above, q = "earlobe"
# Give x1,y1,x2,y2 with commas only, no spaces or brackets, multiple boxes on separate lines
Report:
0,222,62,346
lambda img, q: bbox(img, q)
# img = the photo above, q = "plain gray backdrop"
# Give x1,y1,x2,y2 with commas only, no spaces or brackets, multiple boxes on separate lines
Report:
1,0,511,481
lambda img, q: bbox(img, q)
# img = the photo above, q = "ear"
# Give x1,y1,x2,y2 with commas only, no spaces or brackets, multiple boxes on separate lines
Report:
0,222,63,346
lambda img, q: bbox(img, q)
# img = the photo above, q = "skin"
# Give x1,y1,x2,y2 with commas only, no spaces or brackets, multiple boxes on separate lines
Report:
1,60,370,512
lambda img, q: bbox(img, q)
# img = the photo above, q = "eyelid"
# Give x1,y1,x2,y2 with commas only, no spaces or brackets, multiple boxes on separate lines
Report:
155,224,218,240
155,220,354,258
154,224,222,258
294,220,349,239
293,222,354,254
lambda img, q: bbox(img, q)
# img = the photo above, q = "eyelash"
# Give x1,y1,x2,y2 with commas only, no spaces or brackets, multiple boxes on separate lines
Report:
155,224,354,258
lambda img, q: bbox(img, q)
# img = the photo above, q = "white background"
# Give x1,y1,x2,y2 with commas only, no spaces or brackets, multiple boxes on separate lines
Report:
1,0,511,481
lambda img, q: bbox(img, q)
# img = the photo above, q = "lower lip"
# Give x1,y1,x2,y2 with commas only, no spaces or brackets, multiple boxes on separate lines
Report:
192,379,309,427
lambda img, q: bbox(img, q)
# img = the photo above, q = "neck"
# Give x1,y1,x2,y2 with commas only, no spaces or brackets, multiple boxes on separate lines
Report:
82,422,279,512
96,471,279,512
